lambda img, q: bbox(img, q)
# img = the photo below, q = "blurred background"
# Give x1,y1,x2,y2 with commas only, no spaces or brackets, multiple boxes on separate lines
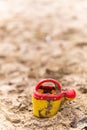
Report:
0,0,87,130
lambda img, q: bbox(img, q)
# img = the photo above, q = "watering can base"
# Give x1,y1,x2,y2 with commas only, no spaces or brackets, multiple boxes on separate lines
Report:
32,97,61,118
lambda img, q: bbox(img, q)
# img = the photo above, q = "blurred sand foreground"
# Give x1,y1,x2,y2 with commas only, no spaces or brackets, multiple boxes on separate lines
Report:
0,0,87,130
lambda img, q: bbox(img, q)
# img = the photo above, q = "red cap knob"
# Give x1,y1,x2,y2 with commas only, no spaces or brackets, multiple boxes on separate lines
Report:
65,88,76,99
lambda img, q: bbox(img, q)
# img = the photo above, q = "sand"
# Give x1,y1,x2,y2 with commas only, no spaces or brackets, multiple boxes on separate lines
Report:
0,0,87,129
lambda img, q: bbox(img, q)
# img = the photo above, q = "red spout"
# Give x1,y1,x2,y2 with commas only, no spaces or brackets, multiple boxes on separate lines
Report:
62,88,76,99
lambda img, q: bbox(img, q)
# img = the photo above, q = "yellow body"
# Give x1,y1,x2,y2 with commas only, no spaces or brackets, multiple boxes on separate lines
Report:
32,96,62,117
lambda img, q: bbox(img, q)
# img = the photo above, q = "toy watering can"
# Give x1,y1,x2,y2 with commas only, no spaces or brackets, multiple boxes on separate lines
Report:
32,79,76,118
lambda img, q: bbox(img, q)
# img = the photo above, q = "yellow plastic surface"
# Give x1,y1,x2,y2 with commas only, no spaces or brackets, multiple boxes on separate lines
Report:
32,96,62,117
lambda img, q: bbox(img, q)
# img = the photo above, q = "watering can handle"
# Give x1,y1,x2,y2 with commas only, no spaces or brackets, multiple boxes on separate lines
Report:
35,79,62,91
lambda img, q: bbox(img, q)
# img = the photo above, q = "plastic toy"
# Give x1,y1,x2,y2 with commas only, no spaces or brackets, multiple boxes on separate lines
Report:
32,78,76,118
